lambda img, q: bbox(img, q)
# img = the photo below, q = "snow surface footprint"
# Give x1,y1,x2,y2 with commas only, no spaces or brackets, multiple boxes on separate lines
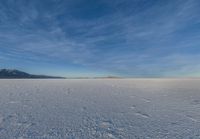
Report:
98,120,124,138
0,115,3,124
80,106,87,112
135,111,150,119
8,101,20,104
130,95,136,98
100,121,113,129
67,88,71,94
63,88,72,95
191,99,200,105
130,105,136,110
141,98,151,103
106,132,117,139
186,115,198,122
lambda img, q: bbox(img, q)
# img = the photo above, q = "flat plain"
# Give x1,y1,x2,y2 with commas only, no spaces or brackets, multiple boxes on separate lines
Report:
0,79,200,139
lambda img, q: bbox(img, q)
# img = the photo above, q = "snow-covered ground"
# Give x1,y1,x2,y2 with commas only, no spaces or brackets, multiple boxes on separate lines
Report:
0,79,200,139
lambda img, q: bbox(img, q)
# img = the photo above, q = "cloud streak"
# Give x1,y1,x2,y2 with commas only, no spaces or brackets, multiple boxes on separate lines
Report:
0,0,200,77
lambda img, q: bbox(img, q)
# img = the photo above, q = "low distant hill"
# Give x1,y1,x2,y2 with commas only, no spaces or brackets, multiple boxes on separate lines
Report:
94,76,122,79
0,69,65,79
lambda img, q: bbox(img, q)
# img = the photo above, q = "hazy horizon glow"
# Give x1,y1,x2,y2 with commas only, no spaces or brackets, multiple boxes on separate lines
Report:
0,0,200,77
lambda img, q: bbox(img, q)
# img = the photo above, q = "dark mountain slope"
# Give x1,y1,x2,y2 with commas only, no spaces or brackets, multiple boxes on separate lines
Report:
0,69,65,79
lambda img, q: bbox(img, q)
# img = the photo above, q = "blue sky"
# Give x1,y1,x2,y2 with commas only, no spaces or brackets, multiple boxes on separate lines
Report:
0,0,200,77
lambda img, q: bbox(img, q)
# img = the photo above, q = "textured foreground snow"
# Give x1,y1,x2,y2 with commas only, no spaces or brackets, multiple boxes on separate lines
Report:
0,79,200,139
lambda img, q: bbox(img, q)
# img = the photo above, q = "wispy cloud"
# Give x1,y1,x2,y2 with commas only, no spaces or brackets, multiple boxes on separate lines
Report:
0,0,200,76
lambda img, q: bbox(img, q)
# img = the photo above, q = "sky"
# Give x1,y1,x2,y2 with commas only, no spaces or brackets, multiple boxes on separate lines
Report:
0,0,200,77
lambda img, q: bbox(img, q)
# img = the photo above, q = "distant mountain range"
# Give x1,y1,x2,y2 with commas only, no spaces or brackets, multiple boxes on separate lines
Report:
0,69,65,79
